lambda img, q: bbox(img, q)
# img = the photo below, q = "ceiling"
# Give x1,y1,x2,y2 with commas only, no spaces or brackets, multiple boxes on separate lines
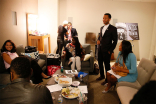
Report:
110,0,156,2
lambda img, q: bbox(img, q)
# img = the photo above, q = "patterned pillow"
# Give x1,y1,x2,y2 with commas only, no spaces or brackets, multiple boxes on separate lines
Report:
21,51,40,60
33,51,40,60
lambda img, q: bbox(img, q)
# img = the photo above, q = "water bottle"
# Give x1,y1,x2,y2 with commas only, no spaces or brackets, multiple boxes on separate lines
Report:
61,66,63,73
58,95,63,103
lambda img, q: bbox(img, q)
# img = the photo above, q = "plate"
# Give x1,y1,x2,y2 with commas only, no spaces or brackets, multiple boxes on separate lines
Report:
61,87,80,99
54,74,68,83
72,81,80,86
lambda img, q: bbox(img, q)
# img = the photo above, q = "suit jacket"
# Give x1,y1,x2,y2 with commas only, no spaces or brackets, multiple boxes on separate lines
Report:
98,24,118,53
65,28,78,38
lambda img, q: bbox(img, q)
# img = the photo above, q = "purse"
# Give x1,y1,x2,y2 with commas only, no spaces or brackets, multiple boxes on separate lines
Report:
114,57,128,77
47,65,61,76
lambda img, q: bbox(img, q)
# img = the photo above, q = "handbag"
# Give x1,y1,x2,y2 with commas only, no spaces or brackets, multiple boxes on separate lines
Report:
93,63,100,75
114,57,128,77
25,46,37,53
47,65,61,76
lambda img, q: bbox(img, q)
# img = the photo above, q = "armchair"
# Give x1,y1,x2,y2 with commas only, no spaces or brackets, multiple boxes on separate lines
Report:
61,44,94,72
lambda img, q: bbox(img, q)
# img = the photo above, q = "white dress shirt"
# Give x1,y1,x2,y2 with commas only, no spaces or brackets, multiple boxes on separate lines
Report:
102,24,109,37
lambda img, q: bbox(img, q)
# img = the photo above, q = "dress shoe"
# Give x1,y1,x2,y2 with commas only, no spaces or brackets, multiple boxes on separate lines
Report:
101,81,107,85
43,76,51,79
96,77,105,80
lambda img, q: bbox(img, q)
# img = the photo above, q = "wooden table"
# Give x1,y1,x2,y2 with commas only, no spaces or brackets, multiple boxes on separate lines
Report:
47,69,89,104
28,34,51,53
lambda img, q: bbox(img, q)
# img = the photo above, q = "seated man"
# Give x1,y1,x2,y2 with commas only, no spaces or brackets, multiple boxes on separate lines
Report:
0,57,53,104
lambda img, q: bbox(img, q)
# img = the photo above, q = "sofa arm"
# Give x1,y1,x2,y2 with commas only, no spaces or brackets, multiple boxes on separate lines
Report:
89,50,94,72
39,54,47,65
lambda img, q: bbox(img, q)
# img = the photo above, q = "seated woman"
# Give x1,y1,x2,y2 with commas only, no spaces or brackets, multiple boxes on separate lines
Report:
102,40,138,93
1,40,51,84
61,36,85,71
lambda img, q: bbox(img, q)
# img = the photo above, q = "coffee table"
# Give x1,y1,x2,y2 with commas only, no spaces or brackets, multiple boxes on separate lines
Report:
47,69,89,104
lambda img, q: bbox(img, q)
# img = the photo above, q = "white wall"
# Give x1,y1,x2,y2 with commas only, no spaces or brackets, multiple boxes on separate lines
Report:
0,0,38,48
59,0,156,60
38,0,58,53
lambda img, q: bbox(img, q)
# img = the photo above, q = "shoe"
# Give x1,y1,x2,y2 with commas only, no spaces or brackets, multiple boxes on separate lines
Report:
104,83,108,87
96,77,105,81
102,86,113,93
43,76,51,79
101,81,107,85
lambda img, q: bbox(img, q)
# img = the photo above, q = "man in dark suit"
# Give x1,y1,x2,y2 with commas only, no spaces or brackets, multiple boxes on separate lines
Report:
64,22,78,47
96,13,118,85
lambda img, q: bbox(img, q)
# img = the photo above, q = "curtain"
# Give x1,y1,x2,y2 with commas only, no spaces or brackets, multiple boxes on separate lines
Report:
149,12,156,61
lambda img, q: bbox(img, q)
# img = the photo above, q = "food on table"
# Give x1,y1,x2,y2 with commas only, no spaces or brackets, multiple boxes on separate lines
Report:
62,87,80,98
59,80,69,84
55,74,68,82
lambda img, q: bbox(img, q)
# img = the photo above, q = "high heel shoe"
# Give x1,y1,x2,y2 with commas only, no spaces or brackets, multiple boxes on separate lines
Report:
43,76,51,79
102,86,113,93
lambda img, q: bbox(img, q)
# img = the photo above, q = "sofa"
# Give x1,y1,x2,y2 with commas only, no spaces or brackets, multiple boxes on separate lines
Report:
61,44,94,72
117,58,156,104
0,45,47,85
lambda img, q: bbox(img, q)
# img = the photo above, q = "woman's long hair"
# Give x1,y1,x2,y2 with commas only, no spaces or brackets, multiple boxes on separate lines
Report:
72,36,81,54
1,40,16,53
120,40,133,63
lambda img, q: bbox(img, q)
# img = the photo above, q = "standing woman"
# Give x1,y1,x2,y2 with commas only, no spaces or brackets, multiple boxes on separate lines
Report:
102,40,138,93
56,21,68,57
1,40,50,84
62,36,85,71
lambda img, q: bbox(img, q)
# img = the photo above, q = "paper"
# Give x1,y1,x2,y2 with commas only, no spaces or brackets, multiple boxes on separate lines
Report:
65,70,78,74
78,86,88,93
46,84,62,92
107,70,121,79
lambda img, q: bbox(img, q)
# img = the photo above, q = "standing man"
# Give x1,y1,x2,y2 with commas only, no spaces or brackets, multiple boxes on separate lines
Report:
96,13,118,85
64,22,78,47
56,20,68,57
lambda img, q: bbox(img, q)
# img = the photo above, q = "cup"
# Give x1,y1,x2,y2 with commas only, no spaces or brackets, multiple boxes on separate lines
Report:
78,93,86,104
75,72,78,79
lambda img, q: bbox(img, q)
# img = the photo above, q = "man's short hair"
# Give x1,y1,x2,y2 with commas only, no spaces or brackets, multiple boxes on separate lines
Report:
104,13,111,19
68,22,72,25
10,57,31,78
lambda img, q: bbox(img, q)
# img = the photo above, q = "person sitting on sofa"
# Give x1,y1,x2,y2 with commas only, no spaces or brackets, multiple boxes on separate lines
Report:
61,36,85,71
0,57,53,104
102,40,138,93
1,40,51,84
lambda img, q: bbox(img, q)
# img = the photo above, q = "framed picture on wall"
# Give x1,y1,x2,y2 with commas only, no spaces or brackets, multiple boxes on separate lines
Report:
116,23,139,40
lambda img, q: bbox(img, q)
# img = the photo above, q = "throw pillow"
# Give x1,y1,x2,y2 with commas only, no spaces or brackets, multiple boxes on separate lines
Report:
33,51,40,60
83,54,91,61
21,52,35,59
21,51,40,60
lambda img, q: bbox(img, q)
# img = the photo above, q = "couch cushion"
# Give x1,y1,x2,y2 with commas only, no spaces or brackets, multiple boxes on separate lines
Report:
82,44,90,54
37,59,45,68
137,58,156,86
117,80,141,89
16,45,25,56
81,61,90,67
117,86,138,104
150,70,156,80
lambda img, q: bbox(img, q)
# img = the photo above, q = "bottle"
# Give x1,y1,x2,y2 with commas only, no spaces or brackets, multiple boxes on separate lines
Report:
61,66,63,73
58,95,63,103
